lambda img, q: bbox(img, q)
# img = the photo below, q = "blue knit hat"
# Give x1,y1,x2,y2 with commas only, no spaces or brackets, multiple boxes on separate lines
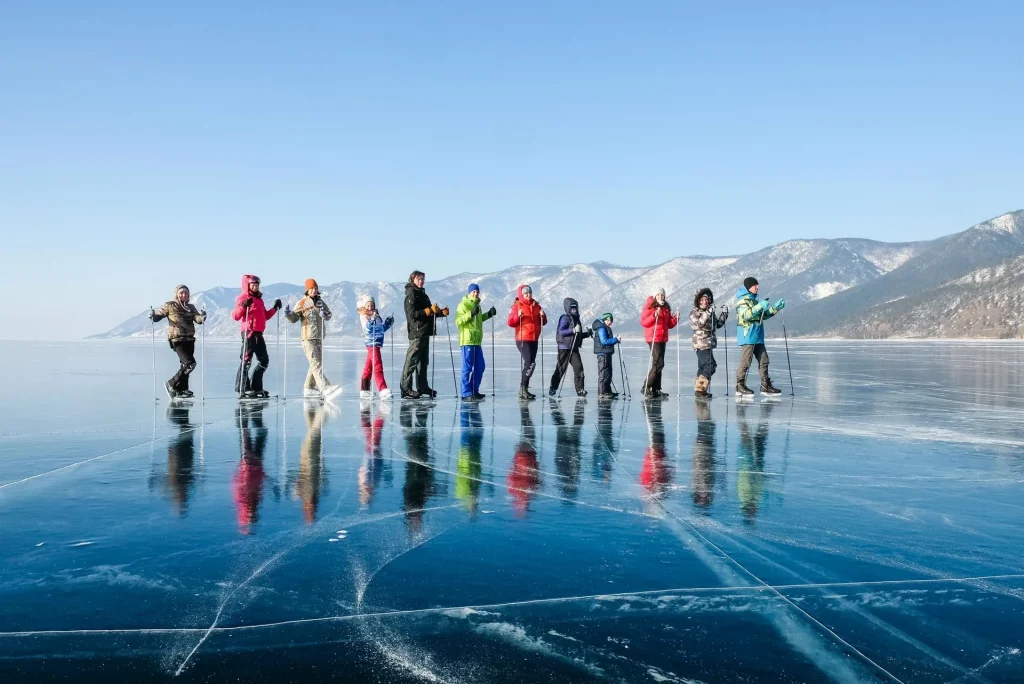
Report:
468,283,480,294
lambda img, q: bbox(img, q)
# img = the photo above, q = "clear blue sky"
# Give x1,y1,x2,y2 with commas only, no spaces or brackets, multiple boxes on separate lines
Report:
1,1,1021,338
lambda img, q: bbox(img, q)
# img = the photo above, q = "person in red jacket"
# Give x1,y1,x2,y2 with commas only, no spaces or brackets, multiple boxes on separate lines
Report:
640,288,678,399
231,274,282,398
507,284,548,401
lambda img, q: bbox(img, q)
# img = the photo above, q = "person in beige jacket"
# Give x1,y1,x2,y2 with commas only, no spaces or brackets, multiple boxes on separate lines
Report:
285,278,341,400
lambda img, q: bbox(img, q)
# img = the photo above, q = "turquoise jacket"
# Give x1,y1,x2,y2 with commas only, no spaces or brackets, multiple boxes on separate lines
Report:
735,287,778,346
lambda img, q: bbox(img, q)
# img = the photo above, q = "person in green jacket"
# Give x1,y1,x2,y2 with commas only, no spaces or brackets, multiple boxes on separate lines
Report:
455,283,497,400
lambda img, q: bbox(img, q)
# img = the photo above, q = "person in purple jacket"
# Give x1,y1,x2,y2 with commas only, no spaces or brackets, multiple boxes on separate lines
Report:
548,297,592,397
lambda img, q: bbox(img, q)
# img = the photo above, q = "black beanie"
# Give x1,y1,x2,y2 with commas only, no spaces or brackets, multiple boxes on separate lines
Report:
743,277,759,291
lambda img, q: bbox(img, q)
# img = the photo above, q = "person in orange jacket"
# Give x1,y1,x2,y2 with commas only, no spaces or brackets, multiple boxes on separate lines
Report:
506,284,548,401
639,288,679,399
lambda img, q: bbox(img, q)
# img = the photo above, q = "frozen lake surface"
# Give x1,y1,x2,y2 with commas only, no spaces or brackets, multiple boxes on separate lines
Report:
2,339,1023,683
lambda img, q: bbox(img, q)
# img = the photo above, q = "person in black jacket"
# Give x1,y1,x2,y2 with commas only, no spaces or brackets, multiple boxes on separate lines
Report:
400,271,449,399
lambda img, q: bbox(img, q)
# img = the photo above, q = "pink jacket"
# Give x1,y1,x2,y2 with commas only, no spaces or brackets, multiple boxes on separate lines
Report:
232,274,277,335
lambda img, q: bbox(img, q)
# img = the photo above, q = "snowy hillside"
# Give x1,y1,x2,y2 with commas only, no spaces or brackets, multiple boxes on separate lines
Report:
786,210,1024,337
817,252,1024,338
94,211,1024,341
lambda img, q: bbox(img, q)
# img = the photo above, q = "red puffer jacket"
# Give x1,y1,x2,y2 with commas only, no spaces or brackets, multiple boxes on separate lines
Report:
232,274,278,335
506,285,548,342
640,297,678,343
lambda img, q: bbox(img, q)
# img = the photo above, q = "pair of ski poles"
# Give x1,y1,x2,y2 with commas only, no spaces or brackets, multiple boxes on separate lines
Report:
151,305,207,402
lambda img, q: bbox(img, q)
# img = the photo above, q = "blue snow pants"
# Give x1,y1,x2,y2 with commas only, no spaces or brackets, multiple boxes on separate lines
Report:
460,345,485,397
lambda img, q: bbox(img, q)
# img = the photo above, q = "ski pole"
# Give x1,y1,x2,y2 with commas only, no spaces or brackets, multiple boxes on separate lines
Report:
374,313,382,397
782,306,795,397
490,316,495,396
276,311,281,398
557,331,578,397
722,305,730,398
283,307,288,400
151,306,157,402
644,311,659,395
444,316,458,396
389,317,394,391
321,306,327,394
540,313,545,387
675,309,680,397
239,306,248,398
431,314,436,395
619,348,631,398
201,309,206,403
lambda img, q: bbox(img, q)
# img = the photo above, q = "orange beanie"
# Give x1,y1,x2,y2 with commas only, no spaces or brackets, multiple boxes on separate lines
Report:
305,278,318,292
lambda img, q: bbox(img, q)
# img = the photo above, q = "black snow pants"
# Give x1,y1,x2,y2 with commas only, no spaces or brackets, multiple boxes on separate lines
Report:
236,332,269,394
401,336,431,394
597,354,614,395
169,339,196,392
644,342,666,393
550,348,585,394
517,340,538,389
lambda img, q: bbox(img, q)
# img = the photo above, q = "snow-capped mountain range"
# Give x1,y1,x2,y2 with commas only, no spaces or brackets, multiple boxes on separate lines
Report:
95,210,1024,341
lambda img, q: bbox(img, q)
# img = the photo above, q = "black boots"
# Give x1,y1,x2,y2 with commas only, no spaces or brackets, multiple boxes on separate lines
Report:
735,381,754,396
761,379,781,395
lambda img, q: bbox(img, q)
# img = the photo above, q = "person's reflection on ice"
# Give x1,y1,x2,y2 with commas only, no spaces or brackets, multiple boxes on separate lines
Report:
401,402,436,538
591,397,616,484
358,402,387,509
551,397,585,500
150,404,197,516
508,401,541,517
737,401,774,523
455,402,484,516
691,399,718,510
233,401,269,535
640,400,673,503
292,401,330,523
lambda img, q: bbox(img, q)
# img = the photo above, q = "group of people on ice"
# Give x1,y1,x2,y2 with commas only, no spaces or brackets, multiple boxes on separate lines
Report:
149,271,787,402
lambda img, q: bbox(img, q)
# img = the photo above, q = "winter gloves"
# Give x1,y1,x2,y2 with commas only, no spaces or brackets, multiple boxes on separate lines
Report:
471,301,481,317
384,315,394,327
274,299,283,310
487,306,497,318
428,303,449,317
773,298,785,311
243,297,254,309
573,324,582,334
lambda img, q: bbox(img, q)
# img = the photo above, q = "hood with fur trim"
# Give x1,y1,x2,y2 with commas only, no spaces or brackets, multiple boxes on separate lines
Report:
693,287,714,309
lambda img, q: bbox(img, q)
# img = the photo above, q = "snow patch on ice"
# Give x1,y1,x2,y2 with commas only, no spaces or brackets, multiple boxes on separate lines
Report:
647,667,705,683
442,607,498,619
547,629,580,642
475,622,604,676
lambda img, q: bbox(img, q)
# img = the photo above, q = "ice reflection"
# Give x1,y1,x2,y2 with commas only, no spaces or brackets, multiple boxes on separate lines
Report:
149,404,198,516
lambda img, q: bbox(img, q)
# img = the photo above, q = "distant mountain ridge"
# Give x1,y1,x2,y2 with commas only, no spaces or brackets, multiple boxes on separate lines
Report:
95,210,1024,341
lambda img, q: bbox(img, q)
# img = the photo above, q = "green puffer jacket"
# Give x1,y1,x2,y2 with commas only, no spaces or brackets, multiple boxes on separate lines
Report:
455,295,496,346
153,285,205,342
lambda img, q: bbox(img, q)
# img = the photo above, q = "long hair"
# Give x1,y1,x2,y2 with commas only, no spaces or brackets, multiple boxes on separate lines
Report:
408,270,425,284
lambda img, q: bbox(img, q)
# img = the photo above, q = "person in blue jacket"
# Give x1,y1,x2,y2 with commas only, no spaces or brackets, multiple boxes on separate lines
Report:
591,312,621,398
734,277,784,396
